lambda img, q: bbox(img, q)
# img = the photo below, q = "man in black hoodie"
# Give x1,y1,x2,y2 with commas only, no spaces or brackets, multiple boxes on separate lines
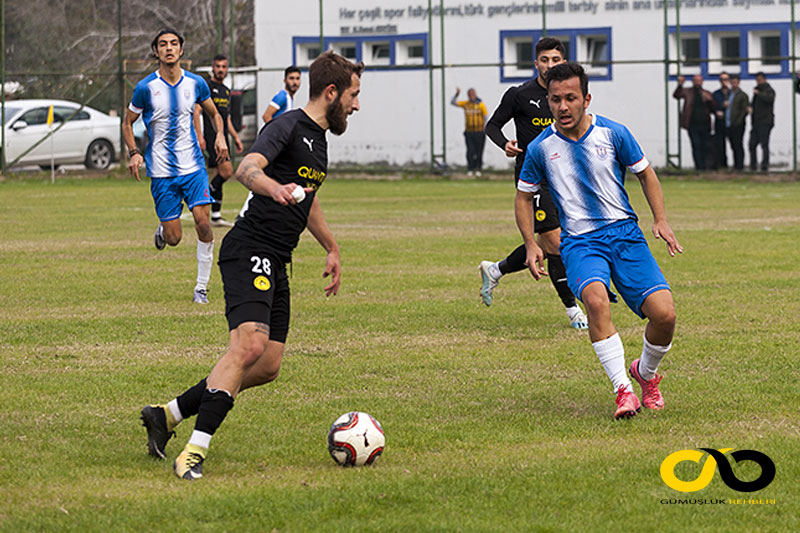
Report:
748,72,775,172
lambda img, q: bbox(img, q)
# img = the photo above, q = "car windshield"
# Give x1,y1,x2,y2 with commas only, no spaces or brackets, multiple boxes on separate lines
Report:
2,106,21,125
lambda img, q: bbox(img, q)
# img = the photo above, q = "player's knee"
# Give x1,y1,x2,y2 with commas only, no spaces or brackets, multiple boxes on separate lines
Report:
236,336,270,368
195,220,213,241
650,304,676,332
163,229,182,246
581,289,608,316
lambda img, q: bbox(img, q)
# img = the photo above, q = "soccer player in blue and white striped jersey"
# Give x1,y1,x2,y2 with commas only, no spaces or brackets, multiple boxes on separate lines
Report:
515,63,683,420
122,29,229,304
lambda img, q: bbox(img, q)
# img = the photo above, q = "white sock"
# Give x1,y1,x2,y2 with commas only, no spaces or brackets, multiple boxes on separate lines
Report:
593,333,632,393
639,333,671,380
195,240,214,291
488,262,502,280
565,305,582,320
188,430,212,450
167,398,183,425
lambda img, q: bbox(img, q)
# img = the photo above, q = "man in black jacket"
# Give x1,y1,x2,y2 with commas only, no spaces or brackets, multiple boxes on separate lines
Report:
749,72,775,172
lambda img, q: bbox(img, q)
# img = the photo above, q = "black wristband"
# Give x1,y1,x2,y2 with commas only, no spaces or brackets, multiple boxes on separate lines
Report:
128,148,140,157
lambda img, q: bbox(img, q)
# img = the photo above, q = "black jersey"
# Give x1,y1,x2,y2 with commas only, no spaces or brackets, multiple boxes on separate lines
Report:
485,78,554,177
226,109,327,261
203,79,230,140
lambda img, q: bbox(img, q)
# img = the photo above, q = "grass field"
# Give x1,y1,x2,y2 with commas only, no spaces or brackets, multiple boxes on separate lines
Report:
0,172,798,531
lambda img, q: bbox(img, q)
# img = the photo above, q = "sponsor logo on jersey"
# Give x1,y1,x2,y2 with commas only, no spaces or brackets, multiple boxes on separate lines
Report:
531,117,555,127
535,210,546,222
253,275,271,291
297,165,326,189
184,90,191,99
596,146,609,160
550,152,560,161
530,99,542,108
303,137,314,152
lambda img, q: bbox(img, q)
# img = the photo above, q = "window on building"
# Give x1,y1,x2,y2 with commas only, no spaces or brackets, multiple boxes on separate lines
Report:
721,36,740,65
397,40,425,65
296,43,321,66
515,40,533,70
585,36,608,67
333,43,358,61
681,37,701,67
761,35,780,65
371,43,390,59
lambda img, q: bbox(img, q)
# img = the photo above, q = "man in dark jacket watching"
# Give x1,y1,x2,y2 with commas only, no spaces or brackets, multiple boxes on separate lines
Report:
748,72,775,172
726,75,749,172
674,75,715,171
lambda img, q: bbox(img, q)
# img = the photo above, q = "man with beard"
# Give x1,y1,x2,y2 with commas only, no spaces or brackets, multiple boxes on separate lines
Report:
195,54,245,227
480,37,588,330
139,50,363,480
262,66,301,125
122,29,228,304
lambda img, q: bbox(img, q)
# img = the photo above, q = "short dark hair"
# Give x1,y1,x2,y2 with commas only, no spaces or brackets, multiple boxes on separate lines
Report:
545,62,589,96
730,74,740,81
535,37,566,59
284,66,301,78
213,54,227,63
151,29,184,58
308,50,365,99
755,71,766,79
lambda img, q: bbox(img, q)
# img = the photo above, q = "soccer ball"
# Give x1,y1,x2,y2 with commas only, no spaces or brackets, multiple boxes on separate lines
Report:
327,411,385,467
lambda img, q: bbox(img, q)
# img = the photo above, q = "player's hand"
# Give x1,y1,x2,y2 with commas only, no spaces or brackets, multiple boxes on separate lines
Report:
524,245,548,280
505,140,523,158
198,137,206,151
215,136,229,164
234,137,244,154
271,183,314,205
455,87,461,95
127,153,144,182
653,220,683,257
677,75,685,85
322,250,341,297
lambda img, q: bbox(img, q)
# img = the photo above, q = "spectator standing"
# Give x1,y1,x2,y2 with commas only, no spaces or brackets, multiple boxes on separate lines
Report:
749,72,775,172
726,75,749,171
711,72,731,169
673,75,715,171
451,87,488,176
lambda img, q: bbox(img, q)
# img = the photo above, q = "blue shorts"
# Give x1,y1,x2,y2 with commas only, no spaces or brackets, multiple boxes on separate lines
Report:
560,219,670,318
149,168,212,222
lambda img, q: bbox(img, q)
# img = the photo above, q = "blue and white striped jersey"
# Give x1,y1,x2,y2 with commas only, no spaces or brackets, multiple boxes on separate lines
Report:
518,114,650,237
129,70,210,177
269,89,293,119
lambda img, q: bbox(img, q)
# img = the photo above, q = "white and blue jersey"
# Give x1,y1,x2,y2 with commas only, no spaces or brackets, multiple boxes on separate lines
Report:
518,114,650,237
129,69,210,178
268,89,293,119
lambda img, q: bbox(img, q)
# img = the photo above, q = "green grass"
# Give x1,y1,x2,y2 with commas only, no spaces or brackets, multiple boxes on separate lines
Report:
0,174,797,532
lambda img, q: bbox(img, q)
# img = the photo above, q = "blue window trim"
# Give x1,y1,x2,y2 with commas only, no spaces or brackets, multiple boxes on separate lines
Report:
292,33,429,70
668,22,790,80
499,27,613,83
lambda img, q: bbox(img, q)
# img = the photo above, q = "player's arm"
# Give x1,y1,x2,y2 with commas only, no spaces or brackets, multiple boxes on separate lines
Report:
193,104,206,151
450,87,462,107
227,115,244,153
235,152,311,205
306,196,341,297
485,89,522,157
636,165,683,257
262,104,278,124
121,109,143,182
199,98,228,163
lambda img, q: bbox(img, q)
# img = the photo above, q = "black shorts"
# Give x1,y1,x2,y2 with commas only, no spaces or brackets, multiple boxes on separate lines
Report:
218,236,290,342
515,165,560,234
204,134,231,169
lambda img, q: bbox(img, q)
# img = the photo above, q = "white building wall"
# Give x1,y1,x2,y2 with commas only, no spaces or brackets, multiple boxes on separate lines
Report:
256,1,799,170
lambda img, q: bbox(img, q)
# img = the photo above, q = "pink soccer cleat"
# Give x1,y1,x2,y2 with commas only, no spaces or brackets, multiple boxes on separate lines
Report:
613,385,642,419
629,358,665,410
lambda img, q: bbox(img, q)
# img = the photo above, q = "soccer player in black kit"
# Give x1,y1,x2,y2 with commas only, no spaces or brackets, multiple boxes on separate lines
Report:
195,54,245,227
480,37,588,330
140,51,364,480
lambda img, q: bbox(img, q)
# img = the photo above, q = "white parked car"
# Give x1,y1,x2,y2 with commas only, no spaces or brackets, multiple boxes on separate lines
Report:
1,99,120,170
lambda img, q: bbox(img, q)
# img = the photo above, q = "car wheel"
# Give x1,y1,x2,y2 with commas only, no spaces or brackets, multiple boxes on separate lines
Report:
85,139,113,170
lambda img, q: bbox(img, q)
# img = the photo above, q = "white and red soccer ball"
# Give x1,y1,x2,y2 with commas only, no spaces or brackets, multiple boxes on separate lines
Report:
327,411,385,467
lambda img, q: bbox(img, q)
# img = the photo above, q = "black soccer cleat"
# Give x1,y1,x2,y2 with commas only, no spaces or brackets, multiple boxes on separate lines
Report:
140,405,175,459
